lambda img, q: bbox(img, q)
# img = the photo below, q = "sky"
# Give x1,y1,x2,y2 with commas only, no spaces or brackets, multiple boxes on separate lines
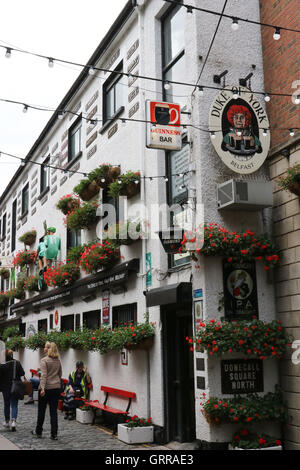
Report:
0,0,128,196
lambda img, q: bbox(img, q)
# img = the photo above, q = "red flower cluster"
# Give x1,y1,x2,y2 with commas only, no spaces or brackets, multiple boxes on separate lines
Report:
80,241,120,274
13,250,37,267
43,262,80,288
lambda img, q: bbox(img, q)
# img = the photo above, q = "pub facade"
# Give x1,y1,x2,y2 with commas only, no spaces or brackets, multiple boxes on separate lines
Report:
0,0,284,447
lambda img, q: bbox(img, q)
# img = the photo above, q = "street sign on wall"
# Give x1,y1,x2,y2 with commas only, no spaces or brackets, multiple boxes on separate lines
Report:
146,100,182,150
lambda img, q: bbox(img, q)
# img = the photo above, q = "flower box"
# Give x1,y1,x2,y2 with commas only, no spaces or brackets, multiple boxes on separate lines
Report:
228,444,282,451
76,408,94,424
126,336,154,351
117,423,154,444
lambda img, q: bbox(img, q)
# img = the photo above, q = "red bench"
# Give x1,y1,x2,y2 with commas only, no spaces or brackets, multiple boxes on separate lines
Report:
30,369,39,378
86,386,136,433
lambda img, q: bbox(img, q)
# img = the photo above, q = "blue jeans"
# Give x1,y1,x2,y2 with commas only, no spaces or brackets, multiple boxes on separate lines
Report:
2,390,18,421
29,377,40,399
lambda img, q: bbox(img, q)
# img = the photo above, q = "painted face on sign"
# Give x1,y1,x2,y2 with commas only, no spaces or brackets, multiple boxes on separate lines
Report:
233,113,246,129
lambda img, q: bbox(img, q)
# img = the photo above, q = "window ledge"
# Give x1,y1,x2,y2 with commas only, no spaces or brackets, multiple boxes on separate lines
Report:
38,186,50,201
99,106,125,135
20,210,28,220
66,151,82,171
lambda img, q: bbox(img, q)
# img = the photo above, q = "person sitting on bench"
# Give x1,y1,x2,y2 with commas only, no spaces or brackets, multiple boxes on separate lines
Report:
63,361,91,420
25,369,41,404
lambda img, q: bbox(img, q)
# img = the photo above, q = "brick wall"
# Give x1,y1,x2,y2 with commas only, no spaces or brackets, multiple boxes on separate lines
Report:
270,144,300,450
260,0,300,150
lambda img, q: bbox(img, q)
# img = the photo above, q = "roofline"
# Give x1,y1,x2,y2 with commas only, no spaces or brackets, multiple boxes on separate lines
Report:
0,0,136,206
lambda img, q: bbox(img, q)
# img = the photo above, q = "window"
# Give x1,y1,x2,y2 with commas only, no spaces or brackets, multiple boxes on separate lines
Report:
68,117,82,163
162,4,187,108
38,319,48,332
19,322,26,337
1,213,6,239
67,229,81,251
49,314,53,331
21,184,29,216
40,157,50,194
102,189,122,232
61,314,75,332
75,314,81,330
83,310,100,330
112,303,137,328
11,200,17,253
103,62,124,123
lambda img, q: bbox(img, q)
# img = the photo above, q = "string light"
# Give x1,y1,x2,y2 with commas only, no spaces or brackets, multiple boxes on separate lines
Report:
22,105,28,113
164,81,171,90
264,94,271,102
289,129,295,137
197,86,204,96
231,18,239,31
57,112,64,120
88,66,95,76
273,27,281,40
263,129,268,137
210,131,216,139
5,48,11,58
294,96,300,105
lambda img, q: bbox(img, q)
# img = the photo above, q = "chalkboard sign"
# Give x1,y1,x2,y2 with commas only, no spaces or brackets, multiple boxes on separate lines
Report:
223,259,259,320
221,359,263,394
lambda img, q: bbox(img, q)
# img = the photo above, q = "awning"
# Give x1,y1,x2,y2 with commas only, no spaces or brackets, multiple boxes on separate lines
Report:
145,282,192,307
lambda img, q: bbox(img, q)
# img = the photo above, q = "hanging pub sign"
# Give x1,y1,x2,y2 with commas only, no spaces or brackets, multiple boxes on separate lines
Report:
146,100,182,150
221,359,264,394
223,259,259,320
158,226,184,254
209,86,270,174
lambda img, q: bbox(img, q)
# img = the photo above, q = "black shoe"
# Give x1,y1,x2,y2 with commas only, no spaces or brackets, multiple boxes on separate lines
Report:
31,430,42,438
50,435,58,441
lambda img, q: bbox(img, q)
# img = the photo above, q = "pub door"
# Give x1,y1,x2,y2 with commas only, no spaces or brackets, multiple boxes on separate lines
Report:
162,304,195,443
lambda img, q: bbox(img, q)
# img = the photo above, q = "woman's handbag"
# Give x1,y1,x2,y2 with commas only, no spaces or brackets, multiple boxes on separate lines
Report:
10,360,26,400
24,378,33,396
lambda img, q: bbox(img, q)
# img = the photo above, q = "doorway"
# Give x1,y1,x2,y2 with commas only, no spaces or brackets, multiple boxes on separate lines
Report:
162,304,195,442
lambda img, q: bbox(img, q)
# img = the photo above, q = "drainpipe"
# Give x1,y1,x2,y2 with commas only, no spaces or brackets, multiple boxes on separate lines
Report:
136,1,151,420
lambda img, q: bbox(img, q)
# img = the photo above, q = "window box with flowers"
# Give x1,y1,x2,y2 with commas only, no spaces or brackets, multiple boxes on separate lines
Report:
76,403,94,424
109,321,156,352
65,201,98,231
43,262,80,288
0,292,10,310
13,250,38,268
88,163,121,190
187,318,291,359
79,241,120,274
180,223,280,272
277,163,300,197
56,194,81,215
18,229,37,247
118,416,154,444
73,178,100,201
200,388,286,426
108,171,140,199
24,274,40,293
228,428,282,450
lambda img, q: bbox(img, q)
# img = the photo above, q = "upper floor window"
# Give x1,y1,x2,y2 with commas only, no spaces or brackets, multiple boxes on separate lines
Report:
1,213,6,239
162,4,186,107
103,62,124,123
68,116,82,163
66,228,81,251
112,303,137,328
40,157,50,194
21,184,29,216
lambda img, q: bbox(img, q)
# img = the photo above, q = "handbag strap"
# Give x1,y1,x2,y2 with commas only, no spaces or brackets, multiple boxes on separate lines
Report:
12,360,16,380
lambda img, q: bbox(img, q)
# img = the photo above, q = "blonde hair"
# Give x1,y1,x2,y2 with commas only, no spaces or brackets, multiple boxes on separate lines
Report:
45,342,59,359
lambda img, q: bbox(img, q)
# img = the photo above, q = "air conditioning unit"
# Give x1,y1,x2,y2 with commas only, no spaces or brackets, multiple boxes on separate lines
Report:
217,179,273,211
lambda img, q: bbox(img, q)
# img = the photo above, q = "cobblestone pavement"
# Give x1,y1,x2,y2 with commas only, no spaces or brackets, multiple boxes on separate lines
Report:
0,396,167,451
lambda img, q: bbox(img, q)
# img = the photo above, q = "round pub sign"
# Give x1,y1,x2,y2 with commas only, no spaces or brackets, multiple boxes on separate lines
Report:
209,86,270,174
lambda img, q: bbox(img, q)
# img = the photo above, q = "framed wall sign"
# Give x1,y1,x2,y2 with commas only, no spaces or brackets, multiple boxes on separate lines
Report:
146,100,182,151
121,348,128,366
223,259,259,320
209,86,270,174
221,359,264,394
194,300,203,334
102,291,110,324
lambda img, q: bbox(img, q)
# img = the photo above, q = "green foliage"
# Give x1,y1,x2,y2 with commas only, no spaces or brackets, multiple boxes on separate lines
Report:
277,164,300,191
188,318,292,359
43,262,80,288
1,326,20,341
5,335,26,351
18,229,37,246
24,274,40,292
66,245,86,264
200,388,287,425
108,171,140,198
0,292,10,309
56,194,81,215
65,202,98,230
79,241,120,274
125,415,153,428
0,268,10,279
73,178,91,197
109,322,156,351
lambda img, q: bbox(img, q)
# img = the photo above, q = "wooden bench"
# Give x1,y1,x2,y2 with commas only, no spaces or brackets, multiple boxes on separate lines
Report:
86,386,136,433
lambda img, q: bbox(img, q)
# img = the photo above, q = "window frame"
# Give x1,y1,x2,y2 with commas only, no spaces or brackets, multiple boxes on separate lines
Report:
83,310,101,330
11,199,17,253
40,156,50,196
21,183,29,217
102,61,124,127
68,115,82,163
112,303,137,328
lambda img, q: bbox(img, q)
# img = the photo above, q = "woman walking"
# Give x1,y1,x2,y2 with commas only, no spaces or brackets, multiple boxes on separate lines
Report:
0,349,25,432
32,342,62,440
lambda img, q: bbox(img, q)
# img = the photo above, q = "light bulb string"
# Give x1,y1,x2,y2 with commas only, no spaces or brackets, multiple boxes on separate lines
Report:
0,42,298,100
163,0,300,34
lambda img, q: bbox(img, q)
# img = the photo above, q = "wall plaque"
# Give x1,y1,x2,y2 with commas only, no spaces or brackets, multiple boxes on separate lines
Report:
223,259,259,320
221,359,263,394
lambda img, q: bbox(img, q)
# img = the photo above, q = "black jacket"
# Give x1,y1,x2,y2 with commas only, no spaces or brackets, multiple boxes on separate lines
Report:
0,360,25,392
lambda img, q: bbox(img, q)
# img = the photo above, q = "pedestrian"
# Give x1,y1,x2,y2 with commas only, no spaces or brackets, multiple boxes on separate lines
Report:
24,368,41,404
0,349,25,432
63,361,91,420
31,342,62,440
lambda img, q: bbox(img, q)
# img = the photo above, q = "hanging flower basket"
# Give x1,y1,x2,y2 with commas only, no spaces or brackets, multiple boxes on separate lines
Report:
88,164,121,189
0,268,10,280
13,250,38,268
108,171,141,199
277,164,300,197
0,292,10,309
73,179,100,201
24,274,40,292
79,241,120,274
18,230,37,246
56,194,81,215
65,202,98,231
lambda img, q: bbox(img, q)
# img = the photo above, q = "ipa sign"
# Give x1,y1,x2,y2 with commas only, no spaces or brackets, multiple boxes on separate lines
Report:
209,86,270,174
221,359,264,394
146,100,182,150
